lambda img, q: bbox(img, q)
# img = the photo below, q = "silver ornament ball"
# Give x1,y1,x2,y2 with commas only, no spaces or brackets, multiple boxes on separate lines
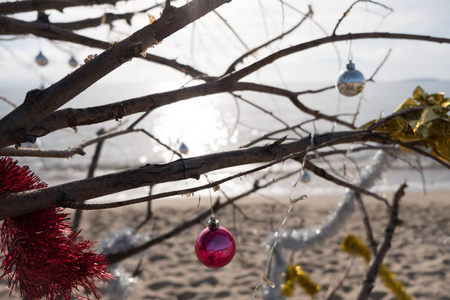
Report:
179,142,189,154
336,61,365,97
35,51,48,66
300,171,311,183
68,56,78,68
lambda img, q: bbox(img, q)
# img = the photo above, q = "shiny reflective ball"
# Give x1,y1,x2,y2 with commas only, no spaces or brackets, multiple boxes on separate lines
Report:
35,51,48,66
195,220,236,268
336,61,365,97
300,171,311,183
68,56,78,68
179,142,189,155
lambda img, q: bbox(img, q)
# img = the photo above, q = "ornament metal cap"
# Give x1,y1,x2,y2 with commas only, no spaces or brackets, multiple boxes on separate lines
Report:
208,216,220,231
346,61,355,70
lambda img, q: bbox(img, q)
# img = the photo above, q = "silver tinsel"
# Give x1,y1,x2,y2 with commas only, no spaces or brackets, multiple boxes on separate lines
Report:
100,227,150,300
100,227,150,256
263,150,391,300
104,264,135,300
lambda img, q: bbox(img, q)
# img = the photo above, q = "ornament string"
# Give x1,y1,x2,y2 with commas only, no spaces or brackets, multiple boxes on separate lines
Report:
347,33,353,63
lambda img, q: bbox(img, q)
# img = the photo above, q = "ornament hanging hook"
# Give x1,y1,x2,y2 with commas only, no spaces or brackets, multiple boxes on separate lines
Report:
347,33,353,62
204,174,215,218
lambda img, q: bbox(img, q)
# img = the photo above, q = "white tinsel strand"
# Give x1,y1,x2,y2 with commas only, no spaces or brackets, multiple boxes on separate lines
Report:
100,227,150,300
263,150,391,300
104,264,135,300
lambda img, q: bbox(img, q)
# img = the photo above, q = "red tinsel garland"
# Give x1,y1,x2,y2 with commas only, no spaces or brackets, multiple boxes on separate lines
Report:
0,157,112,300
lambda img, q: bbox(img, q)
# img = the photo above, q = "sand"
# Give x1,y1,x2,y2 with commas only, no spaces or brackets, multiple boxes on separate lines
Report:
1,190,449,300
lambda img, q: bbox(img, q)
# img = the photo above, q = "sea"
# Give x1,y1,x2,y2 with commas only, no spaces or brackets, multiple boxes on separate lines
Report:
1,80,449,203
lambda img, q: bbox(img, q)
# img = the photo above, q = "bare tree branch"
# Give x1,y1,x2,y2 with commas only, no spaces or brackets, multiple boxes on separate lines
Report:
0,130,393,219
0,0,231,149
233,82,357,129
322,253,355,300
229,32,450,83
0,15,211,80
1,28,448,148
366,48,392,82
224,5,313,74
356,182,406,300
302,159,391,207
105,167,301,264
332,0,393,36
354,193,378,255
72,128,106,232
0,0,122,15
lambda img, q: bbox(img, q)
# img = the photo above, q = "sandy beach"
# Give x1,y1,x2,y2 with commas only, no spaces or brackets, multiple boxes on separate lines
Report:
1,190,449,300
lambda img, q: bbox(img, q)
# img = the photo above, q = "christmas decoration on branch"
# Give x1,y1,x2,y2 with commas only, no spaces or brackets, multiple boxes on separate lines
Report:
0,157,111,300
336,36,365,97
179,142,189,155
267,150,389,251
100,227,150,300
69,55,78,68
280,264,321,298
363,86,450,163
340,234,413,300
299,171,311,183
336,60,365,97
263,150,391,300
195,216,236,268
35,51,48,67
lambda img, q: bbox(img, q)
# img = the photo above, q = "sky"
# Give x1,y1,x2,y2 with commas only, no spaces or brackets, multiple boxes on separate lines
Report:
1,0,450,94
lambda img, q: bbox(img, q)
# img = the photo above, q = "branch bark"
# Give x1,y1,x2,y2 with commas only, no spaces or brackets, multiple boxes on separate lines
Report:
0,15,211,79
356,182,406,300
0,0,230,149
0,0,122,14
0,130,392,219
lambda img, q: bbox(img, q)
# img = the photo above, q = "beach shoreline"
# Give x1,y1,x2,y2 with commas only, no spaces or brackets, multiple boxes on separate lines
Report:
1,190,448,299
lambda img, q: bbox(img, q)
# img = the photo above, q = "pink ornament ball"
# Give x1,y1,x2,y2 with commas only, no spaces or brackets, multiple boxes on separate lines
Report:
195,222,236,268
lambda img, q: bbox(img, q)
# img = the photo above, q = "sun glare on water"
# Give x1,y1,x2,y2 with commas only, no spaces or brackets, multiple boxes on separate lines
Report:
149,98,237,160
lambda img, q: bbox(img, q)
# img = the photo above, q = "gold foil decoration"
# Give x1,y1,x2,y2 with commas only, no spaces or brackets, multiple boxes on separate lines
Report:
340,234,413,300
280,264,321,297
361,86,450,163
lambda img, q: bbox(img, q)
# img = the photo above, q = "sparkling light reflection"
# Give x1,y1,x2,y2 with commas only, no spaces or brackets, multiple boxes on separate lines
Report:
149,98,237,158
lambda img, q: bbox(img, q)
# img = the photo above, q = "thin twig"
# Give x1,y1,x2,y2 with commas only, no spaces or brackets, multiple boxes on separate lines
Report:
322,253,355,300
354,193,378,255
356,182,407,300
367,48,392,82
106,168,302,264
332,0,393,35
72,128,105,232
302,160,391,207
224,6,313,74
0,95,17,108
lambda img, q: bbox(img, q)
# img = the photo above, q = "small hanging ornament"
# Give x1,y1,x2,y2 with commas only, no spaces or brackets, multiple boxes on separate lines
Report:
68,55,78,68
35,51,48,66
300,171,311,183
195,216,236,268
336,60,365,97
179,142,189,155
